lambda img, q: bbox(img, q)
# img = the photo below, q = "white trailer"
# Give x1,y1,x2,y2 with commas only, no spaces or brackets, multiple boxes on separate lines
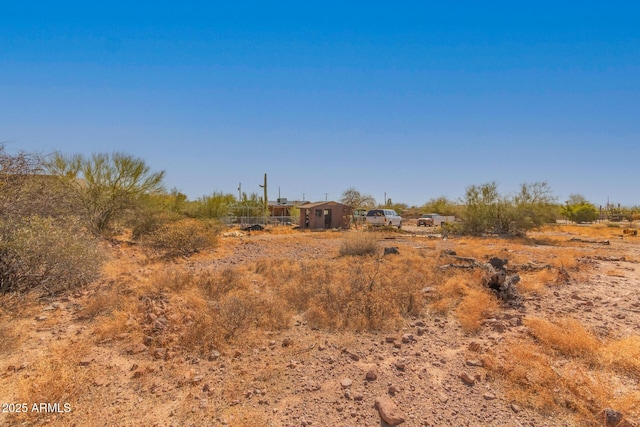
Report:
417,214,456,227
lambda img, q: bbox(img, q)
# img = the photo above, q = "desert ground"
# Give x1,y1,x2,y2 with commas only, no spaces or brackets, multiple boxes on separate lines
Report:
1,223,639,427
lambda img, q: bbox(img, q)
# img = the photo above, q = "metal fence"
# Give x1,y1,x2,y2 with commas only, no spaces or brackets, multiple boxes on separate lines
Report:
219,216,297,227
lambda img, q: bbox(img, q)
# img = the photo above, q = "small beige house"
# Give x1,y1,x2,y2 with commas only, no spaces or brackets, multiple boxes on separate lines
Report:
299,201,353,230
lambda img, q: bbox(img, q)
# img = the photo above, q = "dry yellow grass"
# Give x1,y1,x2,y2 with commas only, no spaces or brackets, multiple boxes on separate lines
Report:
525,317,600,360
455,288,499,332
338,232,380,256
559,224,624,239
0,322,23,355
484,341,559,413
517,269,556,295
486,316,640,422
601,336,640,378
256,252,434,331
8,343,91,425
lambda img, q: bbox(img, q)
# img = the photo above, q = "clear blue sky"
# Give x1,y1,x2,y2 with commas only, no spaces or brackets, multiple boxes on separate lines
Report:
2,1,639,207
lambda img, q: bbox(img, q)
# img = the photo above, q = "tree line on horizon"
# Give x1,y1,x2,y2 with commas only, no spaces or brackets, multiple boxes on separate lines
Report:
1,146,638,293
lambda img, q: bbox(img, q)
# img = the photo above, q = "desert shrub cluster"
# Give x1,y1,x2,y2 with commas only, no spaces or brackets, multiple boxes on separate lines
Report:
141,218,220,257
93,266,292,356
0,216,104,294
256,251,436,331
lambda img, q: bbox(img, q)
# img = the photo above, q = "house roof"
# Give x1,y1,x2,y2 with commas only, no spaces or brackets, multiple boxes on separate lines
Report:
299,201,351,209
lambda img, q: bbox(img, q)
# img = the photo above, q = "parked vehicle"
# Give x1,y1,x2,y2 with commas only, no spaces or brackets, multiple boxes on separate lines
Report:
417,213,455,227
366,209,402,228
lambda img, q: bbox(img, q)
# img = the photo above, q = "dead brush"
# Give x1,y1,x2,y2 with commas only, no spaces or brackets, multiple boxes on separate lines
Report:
601,336,640,378
427,271,477,315
524,317,600,361
485,329,640,422
254,257,300,280
10,343,91,424
455,288,499,332
338,232,380,257
151,266,199,292
141,218,219,258
0,322,22,355
517,269,556,295
194,267,246,301
169,287,226,355
77,285,130,320
270,257,423,331
484,341,560,414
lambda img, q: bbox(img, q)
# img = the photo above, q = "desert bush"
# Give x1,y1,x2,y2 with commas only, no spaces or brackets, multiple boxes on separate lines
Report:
524,317,600,361
339,232,379,256
420,196,459,217
456,288,499,332
601,336,640,378
270,256,428,331
1,145,78,222
0,216,104,294
142,218,219,257
560,200,598,224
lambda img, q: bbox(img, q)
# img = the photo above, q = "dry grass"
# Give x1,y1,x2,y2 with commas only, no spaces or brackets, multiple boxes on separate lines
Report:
517,269,556,295
338,232,380,256
8,343,91,424
428,273,472,314
557,224,624,239
525,317,600,361
0,322,23,355
484,341,560,413
257,252,434,331
456,288,500,332
601,336,640,378
425,269,502,333
486,317,640,422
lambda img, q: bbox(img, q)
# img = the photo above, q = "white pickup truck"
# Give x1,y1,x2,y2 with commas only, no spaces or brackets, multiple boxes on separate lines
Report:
365,209,403,228
416,214,455,227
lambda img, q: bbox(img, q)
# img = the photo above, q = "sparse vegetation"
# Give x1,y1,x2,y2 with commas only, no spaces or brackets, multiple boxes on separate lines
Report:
338,232,380,256
141,218,220,257
2,144,639,426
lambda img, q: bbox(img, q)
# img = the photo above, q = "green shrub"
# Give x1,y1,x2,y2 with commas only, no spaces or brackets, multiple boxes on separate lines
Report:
141,218,219,257
0,216,104,294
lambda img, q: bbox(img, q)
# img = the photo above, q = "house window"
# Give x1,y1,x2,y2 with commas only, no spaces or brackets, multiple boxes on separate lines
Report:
315,209,323,217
